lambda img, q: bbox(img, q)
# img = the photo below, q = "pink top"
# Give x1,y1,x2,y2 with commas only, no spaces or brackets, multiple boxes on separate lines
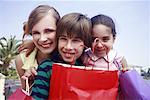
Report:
83,48,123,70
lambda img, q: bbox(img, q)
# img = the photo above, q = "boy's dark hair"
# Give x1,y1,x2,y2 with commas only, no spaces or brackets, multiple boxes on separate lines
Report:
56,13,92,47
91,14,116,38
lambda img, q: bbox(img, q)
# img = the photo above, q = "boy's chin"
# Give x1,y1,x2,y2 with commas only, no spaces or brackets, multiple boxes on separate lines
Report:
63,58,75,64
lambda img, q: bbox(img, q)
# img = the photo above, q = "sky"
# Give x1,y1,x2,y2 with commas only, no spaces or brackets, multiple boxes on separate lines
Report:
0,0,149,67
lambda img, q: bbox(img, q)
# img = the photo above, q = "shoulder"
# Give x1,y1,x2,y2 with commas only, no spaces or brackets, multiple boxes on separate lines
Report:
111,50,124,62
75,58,84,66
38,59,54,69
51,50,60,62
112,50,129,70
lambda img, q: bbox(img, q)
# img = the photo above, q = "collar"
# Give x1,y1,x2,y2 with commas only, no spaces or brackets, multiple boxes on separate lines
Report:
87,49,117,63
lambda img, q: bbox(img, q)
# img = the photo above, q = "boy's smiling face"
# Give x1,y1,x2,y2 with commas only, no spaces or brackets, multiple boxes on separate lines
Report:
58,33,84,64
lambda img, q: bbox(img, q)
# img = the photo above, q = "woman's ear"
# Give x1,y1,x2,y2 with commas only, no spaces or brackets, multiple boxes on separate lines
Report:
113,36,116,40
113,36,116,42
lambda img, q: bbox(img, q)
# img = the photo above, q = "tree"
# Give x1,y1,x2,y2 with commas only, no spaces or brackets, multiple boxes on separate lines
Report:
0,36,20,75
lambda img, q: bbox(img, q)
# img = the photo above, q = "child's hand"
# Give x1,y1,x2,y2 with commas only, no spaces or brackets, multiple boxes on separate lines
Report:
18,40,35,57
22,68,37,80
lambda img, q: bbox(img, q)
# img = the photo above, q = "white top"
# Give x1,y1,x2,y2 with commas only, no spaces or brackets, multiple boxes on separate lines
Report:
83,48,123,71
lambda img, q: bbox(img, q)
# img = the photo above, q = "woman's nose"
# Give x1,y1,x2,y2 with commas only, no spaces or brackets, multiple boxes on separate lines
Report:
39,33,47,41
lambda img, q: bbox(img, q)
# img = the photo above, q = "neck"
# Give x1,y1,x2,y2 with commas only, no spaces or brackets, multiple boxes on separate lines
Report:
36,50,50,64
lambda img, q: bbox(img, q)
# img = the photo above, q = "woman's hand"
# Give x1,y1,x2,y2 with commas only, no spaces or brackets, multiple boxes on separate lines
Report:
21,68,37,80
18,40,35,57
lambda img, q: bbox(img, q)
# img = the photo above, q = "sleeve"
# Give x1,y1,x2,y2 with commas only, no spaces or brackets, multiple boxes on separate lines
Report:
31,59,53,100
21,49,38,70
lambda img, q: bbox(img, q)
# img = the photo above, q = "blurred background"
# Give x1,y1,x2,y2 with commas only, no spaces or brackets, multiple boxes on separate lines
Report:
0,0,149,99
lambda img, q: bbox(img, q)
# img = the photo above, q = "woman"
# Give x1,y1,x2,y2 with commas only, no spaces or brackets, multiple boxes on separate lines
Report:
15,5,60,91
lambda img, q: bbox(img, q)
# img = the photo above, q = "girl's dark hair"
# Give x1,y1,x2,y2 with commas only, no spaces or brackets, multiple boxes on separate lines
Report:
91,14,116,37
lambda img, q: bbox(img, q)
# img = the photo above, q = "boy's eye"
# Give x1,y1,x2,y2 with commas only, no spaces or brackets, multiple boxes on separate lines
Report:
59,37,67,41
72,38,82,42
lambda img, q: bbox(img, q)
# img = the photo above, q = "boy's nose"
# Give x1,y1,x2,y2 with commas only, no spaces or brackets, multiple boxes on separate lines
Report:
65,41,73,50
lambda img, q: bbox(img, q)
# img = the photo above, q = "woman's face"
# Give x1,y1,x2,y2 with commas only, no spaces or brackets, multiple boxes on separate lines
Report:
32,14,57,55
58,33,84,64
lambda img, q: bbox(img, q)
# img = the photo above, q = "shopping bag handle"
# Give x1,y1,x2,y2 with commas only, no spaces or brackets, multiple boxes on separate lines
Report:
22,77,34,96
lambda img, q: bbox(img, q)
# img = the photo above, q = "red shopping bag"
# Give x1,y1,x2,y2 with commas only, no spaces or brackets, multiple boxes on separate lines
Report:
49,63,119,100
8,78,34,100
8,88,33,100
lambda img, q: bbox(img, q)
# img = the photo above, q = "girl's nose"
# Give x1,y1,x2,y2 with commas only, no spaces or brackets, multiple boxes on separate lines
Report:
97,42,104,48
93,38,104,48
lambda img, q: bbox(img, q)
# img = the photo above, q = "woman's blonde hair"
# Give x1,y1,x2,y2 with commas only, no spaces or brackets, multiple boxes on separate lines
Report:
23,5,60,39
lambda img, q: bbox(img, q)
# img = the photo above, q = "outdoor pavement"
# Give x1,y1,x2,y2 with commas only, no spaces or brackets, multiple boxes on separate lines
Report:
0,73,5,100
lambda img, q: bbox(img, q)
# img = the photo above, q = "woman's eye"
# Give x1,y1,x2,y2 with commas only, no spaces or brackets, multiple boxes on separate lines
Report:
45,29,55,33
32,32,40,35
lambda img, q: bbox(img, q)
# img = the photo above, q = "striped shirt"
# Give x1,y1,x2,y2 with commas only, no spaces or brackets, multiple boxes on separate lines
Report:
31,58,83,100
31,59,53,100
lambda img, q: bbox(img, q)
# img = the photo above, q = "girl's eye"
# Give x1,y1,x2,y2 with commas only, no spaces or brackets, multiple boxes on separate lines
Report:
102,37,109,42
92,37,97,42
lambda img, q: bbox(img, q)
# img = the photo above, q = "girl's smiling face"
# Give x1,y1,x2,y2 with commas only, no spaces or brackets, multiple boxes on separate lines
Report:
92,24,115,58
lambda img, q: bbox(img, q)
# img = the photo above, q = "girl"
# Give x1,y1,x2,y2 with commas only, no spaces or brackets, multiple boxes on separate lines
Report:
84,14,129,71
15,5,60,92
83,14,129,99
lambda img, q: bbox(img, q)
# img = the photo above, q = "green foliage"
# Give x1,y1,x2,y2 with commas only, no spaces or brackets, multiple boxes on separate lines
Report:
0,36,21,75
5,68,19,79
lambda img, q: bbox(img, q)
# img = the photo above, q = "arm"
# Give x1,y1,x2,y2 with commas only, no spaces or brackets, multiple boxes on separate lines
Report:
15,55,26,90
31,59,53,100
15,52,37,90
